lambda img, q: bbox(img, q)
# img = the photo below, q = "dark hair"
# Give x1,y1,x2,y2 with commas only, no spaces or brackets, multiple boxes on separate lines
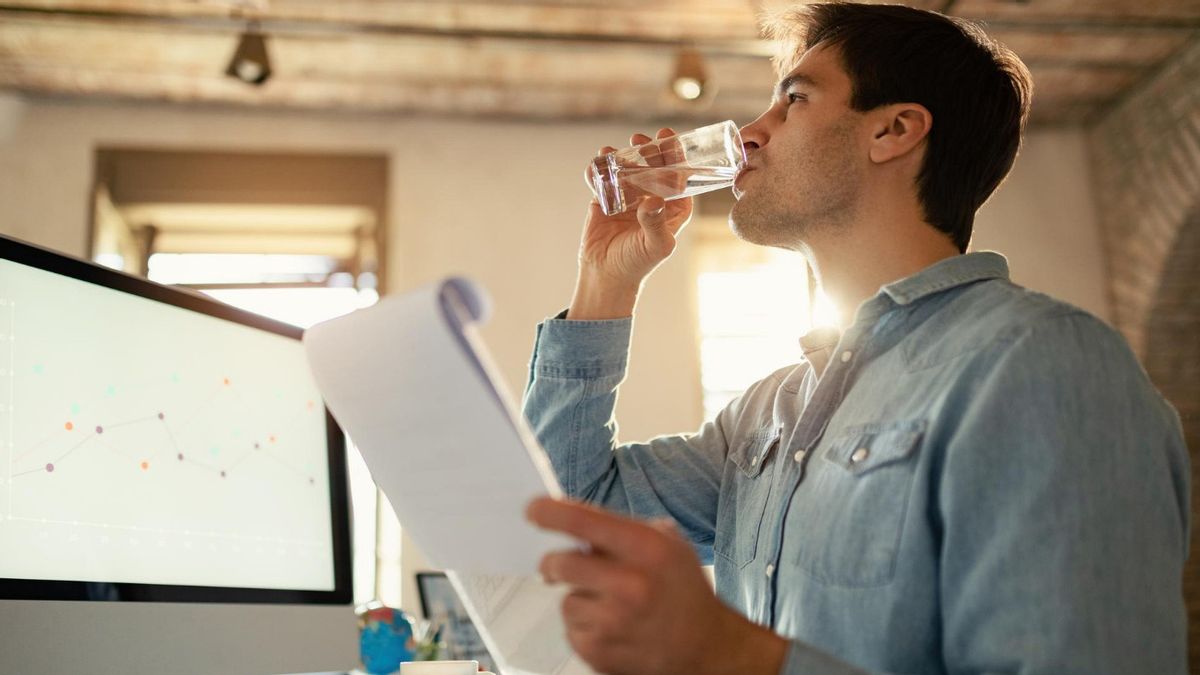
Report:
764,2,1033,252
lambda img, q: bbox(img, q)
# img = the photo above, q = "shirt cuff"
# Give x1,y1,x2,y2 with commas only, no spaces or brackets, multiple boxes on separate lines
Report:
779,639,871,675
531,312,633,379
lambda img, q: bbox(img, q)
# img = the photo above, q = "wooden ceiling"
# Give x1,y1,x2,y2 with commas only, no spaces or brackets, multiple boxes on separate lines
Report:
0,0,1196,125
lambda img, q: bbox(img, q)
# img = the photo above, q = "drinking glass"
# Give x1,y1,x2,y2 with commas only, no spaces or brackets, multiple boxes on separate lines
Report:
586,120,746,216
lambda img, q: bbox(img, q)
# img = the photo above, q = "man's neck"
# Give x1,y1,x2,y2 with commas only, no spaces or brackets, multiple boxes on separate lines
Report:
801,216,960,327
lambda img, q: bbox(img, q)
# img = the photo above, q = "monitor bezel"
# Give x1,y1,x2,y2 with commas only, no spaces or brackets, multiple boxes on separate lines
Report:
0,234,353,605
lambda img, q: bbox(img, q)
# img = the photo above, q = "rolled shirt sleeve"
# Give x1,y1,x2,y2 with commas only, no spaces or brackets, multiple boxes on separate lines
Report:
522,314,729,559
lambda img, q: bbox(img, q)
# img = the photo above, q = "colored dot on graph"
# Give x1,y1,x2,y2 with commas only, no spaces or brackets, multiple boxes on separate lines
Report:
306,400,315,411
32,364,44,375
253,442,260,450
64,421,74,431
105,385,116,397
223,377,231,386
45,463,54,473
177,453,184,461
95,426,104,434
140,461,149,471
269,435,277,443
70,403,81,415
220,470,227,478
157,412,165,420
308,477,315,485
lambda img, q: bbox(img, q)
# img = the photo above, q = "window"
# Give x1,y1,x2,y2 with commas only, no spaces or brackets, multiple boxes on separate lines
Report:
147,253,380,328
691,212,838,420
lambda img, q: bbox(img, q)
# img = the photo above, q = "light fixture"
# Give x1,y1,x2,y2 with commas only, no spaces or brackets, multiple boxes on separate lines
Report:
225,22,272,86
671,47,708,101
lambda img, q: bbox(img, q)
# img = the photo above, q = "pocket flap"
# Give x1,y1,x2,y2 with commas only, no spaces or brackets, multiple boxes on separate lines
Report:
823,421,925,476
729,427,782,478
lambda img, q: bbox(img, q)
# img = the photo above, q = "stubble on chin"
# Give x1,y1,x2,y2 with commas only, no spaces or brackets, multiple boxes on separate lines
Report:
728,191,778,246
727,119,862,249
728,171,814,249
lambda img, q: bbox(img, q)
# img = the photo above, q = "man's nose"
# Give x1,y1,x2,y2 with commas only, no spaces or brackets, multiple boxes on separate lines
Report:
739,112,770,155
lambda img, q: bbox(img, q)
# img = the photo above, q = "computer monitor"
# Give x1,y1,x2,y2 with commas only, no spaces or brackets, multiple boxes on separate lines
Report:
0,234,356,674
416,571,496,672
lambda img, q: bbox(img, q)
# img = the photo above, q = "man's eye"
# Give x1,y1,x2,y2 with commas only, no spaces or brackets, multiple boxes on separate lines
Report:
787,92,807,104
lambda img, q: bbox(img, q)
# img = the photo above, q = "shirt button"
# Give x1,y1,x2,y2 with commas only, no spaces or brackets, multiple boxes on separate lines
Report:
850,447,870,463
793,449,806,463
765,563,775,578
750,455,759,466
840,350,853,363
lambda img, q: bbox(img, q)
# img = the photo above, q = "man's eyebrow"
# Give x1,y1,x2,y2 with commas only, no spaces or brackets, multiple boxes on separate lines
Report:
775,73,818,97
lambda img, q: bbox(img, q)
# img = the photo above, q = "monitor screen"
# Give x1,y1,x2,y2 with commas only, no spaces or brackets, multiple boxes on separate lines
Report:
0,236,350,603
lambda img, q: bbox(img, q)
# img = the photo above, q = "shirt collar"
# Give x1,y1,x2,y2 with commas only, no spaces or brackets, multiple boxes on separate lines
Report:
820,249,1008,333
878,251,1010,306
799,251,1011,365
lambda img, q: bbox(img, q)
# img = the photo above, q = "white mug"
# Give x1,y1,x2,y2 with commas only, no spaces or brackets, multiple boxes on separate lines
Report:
399,661,493,675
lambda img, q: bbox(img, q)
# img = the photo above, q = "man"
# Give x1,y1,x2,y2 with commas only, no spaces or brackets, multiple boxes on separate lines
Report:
522,3,1190,674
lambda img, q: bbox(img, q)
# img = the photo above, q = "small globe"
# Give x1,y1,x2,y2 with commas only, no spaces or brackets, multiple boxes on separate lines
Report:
359,605,417,674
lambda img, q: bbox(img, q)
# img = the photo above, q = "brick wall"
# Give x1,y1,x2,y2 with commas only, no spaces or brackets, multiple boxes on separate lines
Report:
1088,36,1200,356
1086,35,1200,672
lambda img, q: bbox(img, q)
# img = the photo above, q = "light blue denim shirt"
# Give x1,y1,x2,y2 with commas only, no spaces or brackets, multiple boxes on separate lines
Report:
521,252,1190,674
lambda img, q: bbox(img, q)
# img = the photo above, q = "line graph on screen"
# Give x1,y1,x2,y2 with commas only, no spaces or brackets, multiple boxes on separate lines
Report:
0,293,329,549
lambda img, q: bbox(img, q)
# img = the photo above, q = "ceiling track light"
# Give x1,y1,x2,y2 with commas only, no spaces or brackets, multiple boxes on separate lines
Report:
671,46,710,102
225,21,272,86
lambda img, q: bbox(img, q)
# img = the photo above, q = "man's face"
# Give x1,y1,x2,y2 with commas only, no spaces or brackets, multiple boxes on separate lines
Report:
729,43,868,249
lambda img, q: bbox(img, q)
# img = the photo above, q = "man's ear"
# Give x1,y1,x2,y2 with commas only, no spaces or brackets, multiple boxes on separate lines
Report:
868,103,931,164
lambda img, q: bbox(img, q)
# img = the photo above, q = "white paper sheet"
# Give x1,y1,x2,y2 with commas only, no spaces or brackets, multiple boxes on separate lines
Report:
448,572,593,675
303,277,593,675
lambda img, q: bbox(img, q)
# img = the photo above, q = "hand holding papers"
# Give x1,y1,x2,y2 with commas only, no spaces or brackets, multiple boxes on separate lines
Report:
303,278,593,675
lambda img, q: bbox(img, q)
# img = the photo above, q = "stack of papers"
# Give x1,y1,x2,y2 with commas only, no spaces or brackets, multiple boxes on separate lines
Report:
304,278,592,675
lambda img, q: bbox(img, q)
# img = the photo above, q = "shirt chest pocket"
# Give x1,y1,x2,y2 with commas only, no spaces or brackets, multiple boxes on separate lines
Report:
714,427,781,569
791,421,925,587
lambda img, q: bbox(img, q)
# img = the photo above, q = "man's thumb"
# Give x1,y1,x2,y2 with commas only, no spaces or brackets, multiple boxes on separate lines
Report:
637,196,670,235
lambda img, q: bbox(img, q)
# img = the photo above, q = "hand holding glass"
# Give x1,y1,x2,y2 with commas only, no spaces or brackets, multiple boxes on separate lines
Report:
586,121,746,216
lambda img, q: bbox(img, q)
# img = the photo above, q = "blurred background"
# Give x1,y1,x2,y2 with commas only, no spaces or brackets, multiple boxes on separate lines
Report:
0,0,1196,665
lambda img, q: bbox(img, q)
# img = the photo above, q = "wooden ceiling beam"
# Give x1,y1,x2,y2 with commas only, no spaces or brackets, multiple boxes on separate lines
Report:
953,0,1200,24
0,62,769,122
0,12,1174,86
988,28,1194,67
1,1,1196,57
0,17,779,91
0,2,774,57
0,0,1187,127
0,59,1114,126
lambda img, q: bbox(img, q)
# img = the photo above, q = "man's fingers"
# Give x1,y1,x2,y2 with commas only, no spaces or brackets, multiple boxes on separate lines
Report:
541,549,613,587
560,590,643,674
527,497,662,564
541,549,652,607
638,195,668,220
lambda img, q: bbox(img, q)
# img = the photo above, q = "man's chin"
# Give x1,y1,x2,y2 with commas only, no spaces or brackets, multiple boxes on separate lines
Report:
728,201,765,244
729,200,807,250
